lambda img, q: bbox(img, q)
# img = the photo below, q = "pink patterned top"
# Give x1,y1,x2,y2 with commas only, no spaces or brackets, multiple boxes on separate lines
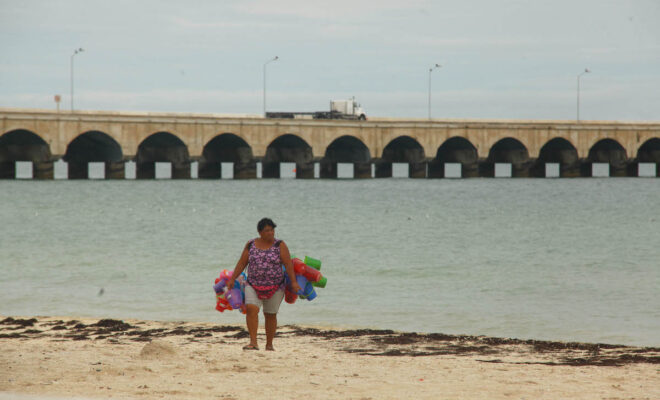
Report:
247,239,285,299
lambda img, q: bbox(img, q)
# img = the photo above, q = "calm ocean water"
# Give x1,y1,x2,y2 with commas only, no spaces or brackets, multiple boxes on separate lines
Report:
1,178,658,346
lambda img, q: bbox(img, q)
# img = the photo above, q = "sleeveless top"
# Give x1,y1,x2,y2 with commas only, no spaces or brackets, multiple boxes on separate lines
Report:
247,239,284,299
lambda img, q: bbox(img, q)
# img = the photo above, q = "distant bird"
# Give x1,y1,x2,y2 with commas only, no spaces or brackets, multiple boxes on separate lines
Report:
98,288,105,296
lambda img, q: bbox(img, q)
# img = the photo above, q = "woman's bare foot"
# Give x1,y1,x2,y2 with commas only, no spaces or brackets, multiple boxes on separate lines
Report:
265,345,275,351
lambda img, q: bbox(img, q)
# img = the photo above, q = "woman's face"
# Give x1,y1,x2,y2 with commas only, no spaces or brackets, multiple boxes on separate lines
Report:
259,225,275,242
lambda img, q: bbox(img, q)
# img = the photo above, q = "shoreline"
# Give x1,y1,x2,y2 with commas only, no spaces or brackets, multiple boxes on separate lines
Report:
2,311,656,349
2,315,659,399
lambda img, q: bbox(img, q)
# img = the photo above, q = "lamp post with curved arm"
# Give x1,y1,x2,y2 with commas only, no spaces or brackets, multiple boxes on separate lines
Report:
70,48,84,112
577,68,590,122
263,56,279,117
428,63,441,119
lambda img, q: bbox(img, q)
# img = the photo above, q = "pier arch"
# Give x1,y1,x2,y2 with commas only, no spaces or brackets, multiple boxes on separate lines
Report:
429,137,479,178
587,139,627,163
488,137,529,163
64,131,123,179
323,135,370,163
484,138,530,177
587,139,627,176
381,136,425,162
200,133,255,179
377,136,426,178
534,137,579,177
0,129,52,179
136,131,190,179
635,137,660,177
320,135,371,179
263,134,313,178
636,138,660,162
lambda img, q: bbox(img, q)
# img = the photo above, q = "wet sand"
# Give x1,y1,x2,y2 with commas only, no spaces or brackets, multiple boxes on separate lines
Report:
1,316,658,399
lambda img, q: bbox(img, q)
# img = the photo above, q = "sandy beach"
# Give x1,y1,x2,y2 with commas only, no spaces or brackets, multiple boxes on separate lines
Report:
1,316,658,400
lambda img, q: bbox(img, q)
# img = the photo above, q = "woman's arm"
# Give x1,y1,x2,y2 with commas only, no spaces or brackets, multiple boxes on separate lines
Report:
228,242,250,289
280,241,301,293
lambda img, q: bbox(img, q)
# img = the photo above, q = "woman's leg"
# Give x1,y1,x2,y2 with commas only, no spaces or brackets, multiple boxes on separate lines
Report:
262,289,284,350
246,304,260,348
264,312,277,350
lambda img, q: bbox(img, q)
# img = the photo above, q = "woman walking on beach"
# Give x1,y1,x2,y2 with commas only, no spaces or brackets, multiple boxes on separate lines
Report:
228,218,300,351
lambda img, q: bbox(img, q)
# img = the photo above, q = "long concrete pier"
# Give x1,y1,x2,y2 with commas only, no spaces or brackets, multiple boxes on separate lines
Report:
1,108,659,179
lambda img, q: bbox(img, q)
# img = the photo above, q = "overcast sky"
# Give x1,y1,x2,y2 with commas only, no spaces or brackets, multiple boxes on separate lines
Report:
1,0,659,120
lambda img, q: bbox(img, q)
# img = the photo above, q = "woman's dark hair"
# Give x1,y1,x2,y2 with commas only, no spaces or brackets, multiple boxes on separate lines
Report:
257,218,276,232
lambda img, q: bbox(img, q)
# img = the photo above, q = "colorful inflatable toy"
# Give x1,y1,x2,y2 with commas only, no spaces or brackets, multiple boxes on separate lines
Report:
213,269,246,314
284,256,327,304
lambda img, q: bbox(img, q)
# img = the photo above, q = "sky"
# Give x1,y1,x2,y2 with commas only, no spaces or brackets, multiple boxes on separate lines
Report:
1,0,659,121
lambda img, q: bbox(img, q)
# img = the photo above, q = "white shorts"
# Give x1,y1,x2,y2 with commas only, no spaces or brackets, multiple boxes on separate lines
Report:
244,285,285,314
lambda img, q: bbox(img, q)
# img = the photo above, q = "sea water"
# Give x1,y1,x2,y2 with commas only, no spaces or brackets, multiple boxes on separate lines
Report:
1,178,658,346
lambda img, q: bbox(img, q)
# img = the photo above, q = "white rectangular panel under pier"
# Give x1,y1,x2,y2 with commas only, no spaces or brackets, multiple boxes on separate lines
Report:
221,162,233,179
337,163,354,179
155,162,172,179
88,162,105,179
495,163,512,178
638,163,656,177
444,163,461,178
125,161,136,179
190,161,198,179
54,160,67,179
256,162,262,178
314,163,320,178
15,161,32,179
392,163,408,178
545,163,560,178
280,162,296,178
592,163,609,177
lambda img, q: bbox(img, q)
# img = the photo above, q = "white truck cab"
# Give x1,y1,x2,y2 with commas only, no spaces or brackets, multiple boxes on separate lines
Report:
331,99,367,120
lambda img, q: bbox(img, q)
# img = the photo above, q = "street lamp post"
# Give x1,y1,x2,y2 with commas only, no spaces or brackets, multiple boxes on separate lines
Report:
577,68,590,122
70,48,84,111
428,63,441,119
263,56,279,117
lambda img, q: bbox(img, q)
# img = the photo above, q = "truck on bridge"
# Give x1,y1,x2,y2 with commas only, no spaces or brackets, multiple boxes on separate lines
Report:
266,98,367,120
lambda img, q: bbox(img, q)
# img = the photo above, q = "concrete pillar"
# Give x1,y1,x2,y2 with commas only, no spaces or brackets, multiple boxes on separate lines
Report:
374,161,392,178
529,161,545,178
462,163,479,178
262,162,280,178
296,162,314,179
610,163,627,177
657,163,660,177
409,162,427,178
67,162,88,179
198,161,221,179
626,162,639,177
579,160,592,177
478,161,495,177
105,161,124,179
172,162,191,179
0,162,16,179
319,161,337,179
354,162,372,179
234,161,257,179
34,161,54,179
511,162,532,178
559,163,581,178
137,162,155,179
427,161,444,178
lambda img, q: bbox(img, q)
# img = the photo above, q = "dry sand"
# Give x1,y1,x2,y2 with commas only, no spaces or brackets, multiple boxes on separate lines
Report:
1,316,658,399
